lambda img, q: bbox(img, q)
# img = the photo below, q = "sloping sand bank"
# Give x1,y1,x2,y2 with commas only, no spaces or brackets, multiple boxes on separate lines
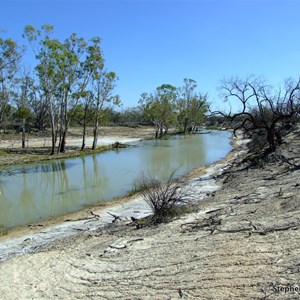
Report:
0,129,299,299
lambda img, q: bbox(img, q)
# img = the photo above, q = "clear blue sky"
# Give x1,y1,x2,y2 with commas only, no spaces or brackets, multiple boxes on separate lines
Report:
1,0,300,110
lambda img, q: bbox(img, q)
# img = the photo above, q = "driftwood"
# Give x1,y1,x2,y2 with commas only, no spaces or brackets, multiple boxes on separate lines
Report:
214,222,300,235
181,217,300,236
252,222,300,235
205,208,223,215
181,216,221,232
107,212,121,223
112,142,130,149
64,210,100,223
90,211,100,218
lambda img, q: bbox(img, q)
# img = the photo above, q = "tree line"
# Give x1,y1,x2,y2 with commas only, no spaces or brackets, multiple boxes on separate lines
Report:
1,25,299,157
1,25,121,154
0,25,209,154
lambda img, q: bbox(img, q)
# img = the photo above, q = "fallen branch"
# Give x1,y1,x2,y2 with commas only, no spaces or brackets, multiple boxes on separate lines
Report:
107,212,121,223
205,208,223,214
215,227,252,234
253,222,300,235
216,222,300,235
181,216,221,231
90,211,100,218
65,211,100,223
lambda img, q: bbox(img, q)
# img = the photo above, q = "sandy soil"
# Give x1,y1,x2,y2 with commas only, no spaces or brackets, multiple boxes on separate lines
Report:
0,128,300,299
0,126,156,167
0,126,154,149
0,126,156,149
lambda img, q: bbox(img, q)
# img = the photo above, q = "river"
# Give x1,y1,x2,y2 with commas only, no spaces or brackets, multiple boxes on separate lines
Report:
0,130,232,229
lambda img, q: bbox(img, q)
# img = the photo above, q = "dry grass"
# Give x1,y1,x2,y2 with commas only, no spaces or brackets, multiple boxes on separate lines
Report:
137,169,196,224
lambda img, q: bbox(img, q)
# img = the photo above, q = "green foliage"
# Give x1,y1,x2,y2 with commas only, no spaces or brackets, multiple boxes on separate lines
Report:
0,36,24,129
22,24,120,153
2,26,212,151
0,224,8,236
118,107,144,125
127,180,144,197
139,79,208,137
15,107,32,119
177,78,209,133
139,84,177,137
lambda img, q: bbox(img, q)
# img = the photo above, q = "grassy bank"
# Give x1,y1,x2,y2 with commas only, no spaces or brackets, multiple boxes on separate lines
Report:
0,144,115,168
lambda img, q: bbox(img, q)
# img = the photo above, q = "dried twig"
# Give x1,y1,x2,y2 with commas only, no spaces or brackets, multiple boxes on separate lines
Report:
107,212,121,223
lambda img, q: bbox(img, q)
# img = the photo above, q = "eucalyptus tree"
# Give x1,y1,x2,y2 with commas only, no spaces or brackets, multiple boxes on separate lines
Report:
118,107,144,125
13,73,35,148
140,84,177,138
23,25,92,153
0,36,23,129
91,70,120,149
29,87,49,132
177,78,208,133
71,91,94,150
55,33,89,153
84,37,120,150
23,24,61,154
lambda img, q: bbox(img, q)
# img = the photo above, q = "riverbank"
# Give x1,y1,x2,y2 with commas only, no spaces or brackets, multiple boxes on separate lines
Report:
0,129,236,258
0,127,299,299
0,126,156,167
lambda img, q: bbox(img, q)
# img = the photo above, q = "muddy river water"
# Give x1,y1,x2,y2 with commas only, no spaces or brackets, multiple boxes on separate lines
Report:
0,130,232,229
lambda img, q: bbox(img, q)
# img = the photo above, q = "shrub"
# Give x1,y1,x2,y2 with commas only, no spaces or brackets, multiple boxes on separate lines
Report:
137,169,195,224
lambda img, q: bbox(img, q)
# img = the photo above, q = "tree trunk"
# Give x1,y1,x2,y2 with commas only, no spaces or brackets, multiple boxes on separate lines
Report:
267,129,276,153
81,107,88,151
58,104,70,153
57,124,63,154
81,122,86,151
60,129,67,153
92,116,99,150
159,125,163,138
154,122,159,138
183,117,188,134
57,103,64,153
275,129,282,145
21,117,26,149
50,114,56,155
49,98,56,156
59,118,70,153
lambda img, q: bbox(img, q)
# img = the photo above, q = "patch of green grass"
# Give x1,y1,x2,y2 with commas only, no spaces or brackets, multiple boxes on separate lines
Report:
0,150,8,156
149,204,192,224
0,224,8,236
203,125,223,130
126,181,145,197
133,204,192,228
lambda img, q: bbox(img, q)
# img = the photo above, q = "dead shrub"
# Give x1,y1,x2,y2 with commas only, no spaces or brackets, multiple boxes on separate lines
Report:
137,169,195,224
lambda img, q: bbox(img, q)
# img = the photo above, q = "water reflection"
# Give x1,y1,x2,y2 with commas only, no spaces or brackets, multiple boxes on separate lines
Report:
139,135,206,178
0,160,77,177
0,131,232,229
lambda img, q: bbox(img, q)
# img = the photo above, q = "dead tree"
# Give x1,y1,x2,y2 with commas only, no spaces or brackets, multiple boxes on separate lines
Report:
216,76,300,153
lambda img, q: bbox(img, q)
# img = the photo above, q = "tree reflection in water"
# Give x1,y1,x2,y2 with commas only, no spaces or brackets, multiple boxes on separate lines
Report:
0,131,232,229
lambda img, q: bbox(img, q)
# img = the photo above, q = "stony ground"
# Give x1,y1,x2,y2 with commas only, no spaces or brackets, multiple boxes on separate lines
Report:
0,128,299,299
